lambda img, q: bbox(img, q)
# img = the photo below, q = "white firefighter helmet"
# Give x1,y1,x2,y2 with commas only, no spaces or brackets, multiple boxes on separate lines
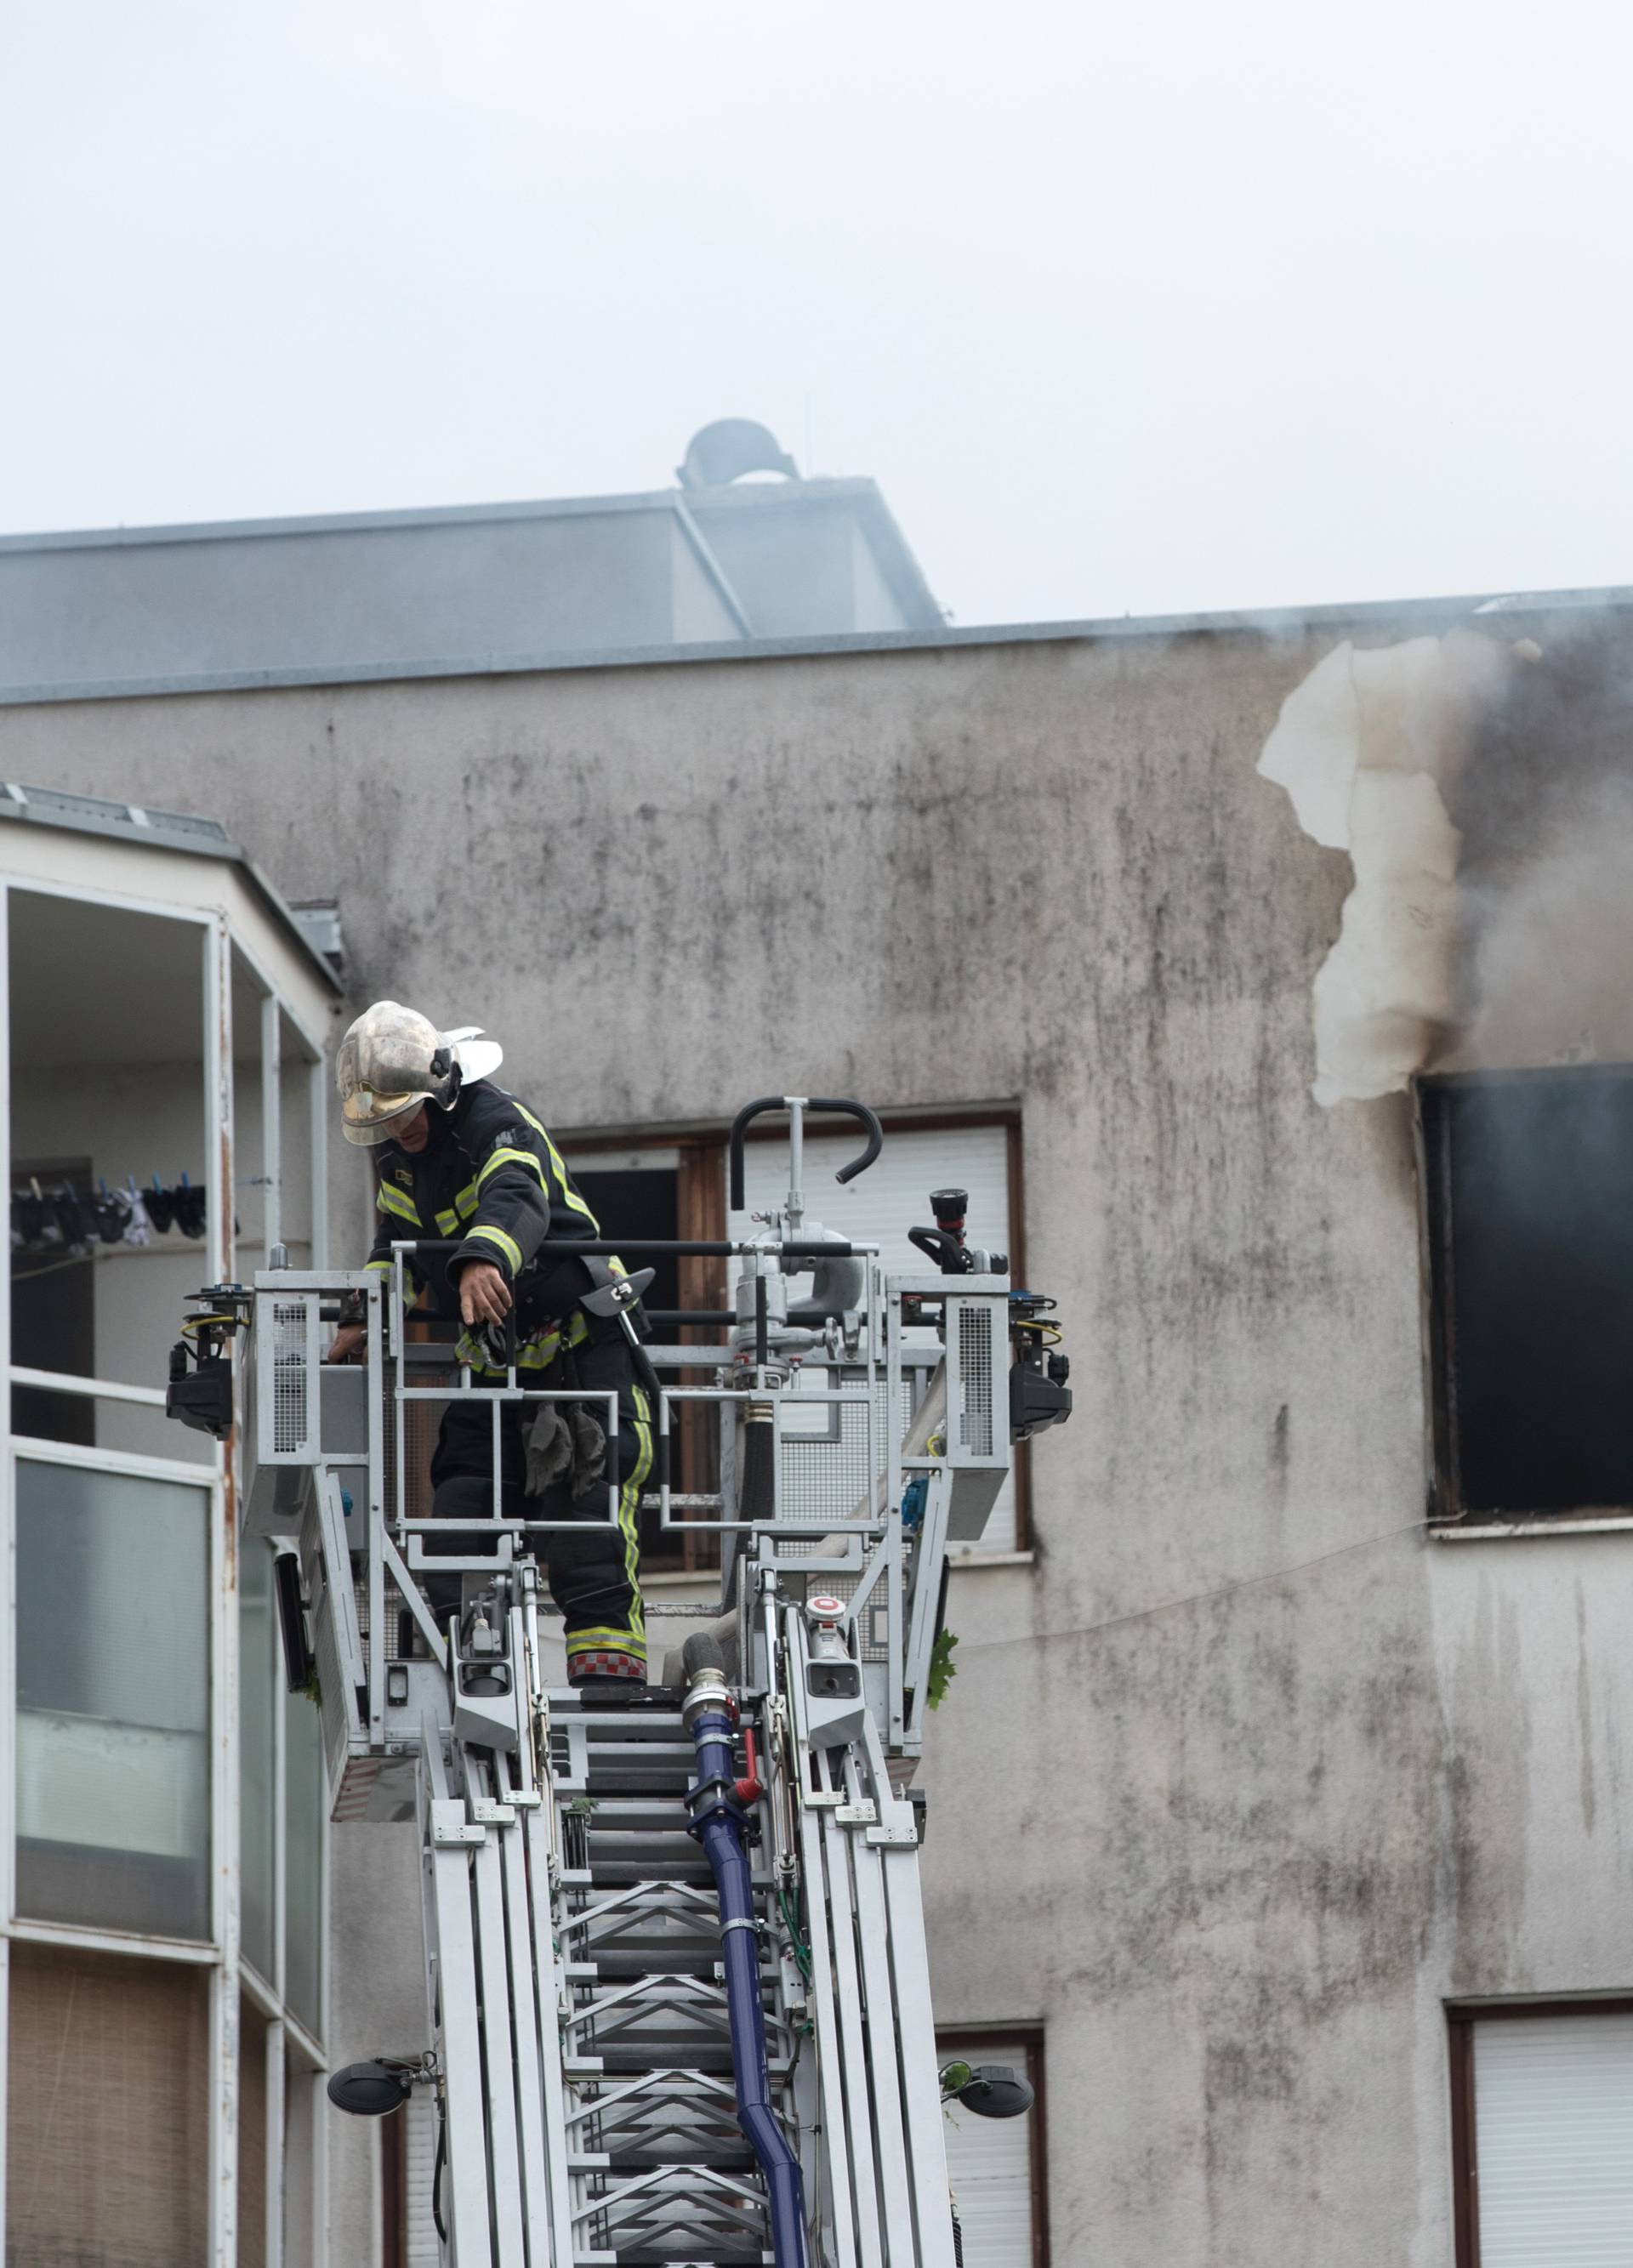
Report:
334,1002,504,1146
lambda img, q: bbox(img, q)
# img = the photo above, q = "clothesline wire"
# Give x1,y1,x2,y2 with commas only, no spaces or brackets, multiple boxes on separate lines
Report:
959,1518,1425,1654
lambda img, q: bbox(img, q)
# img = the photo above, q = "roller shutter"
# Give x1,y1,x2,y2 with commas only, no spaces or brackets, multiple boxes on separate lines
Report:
941,2037,1038,2268
405,2091,441,2266
1472,2012,1633,2264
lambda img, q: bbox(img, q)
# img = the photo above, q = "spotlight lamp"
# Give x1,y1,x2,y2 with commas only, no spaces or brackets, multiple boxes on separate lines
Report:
327,2056,429,2117
938,2059,1035,2120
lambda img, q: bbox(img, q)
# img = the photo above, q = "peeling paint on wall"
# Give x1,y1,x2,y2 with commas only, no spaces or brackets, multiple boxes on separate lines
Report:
1257,632,1521,1104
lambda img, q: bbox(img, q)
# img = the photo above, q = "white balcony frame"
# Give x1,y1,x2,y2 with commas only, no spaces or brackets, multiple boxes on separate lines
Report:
0,873,333,2266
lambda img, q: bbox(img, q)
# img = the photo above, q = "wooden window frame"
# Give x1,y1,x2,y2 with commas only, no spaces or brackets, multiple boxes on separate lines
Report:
935,2021,1050,2268
1447,1997,1633,2265
382,2100,407,2268
561,1132,729,1572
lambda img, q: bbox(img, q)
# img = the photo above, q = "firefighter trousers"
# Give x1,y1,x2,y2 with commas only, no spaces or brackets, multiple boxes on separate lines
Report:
426,1329,649,1683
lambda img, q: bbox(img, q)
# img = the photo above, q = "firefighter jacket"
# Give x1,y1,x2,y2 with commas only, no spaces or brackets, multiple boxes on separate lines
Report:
364,1080,600,1339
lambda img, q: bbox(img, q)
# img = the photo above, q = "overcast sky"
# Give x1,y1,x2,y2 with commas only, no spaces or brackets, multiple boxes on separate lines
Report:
3,0,1629,625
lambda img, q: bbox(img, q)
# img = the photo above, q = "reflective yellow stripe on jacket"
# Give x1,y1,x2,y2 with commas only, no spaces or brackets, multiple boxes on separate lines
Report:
466,1223,522,1276
477,1145,548,1195
514,1105,600,1231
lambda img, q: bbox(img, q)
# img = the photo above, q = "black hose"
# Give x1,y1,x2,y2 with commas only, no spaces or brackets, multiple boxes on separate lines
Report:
684,1636,809,2268
431,2107,447,2245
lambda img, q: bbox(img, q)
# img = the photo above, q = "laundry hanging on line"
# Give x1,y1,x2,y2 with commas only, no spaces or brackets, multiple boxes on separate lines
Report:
10,1172,212,1263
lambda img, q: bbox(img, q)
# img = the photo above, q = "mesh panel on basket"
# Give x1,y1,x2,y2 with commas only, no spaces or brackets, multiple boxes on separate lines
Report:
775,1382,879,1546
768,1372,920,1664
773,1370,932,1541
956,1302,996,1457
271,1299,311,1455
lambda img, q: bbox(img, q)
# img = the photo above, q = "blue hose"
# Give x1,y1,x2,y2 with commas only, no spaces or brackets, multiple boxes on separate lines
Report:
683,1637,809,2268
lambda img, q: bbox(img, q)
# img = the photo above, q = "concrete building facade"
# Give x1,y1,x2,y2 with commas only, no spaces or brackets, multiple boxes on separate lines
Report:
3,582,1630,2261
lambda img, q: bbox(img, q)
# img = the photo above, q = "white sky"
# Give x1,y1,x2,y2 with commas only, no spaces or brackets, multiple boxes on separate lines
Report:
3,0,1630,625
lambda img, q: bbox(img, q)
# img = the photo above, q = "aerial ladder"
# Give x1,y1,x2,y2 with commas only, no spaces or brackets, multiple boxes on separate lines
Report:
169,1097,1072,2268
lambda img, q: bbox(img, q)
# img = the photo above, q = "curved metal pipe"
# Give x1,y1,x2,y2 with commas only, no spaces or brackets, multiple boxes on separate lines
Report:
728,1097,883,1212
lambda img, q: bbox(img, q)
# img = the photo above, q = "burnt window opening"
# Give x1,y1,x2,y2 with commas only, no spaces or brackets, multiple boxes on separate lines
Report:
1420,1068,1633,1522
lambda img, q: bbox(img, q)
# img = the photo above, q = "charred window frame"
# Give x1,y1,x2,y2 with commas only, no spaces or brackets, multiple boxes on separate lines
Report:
1417,1066,1633,1526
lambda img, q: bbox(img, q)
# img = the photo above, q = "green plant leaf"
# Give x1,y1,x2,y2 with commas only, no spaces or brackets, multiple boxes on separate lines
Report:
926,1627,959,1711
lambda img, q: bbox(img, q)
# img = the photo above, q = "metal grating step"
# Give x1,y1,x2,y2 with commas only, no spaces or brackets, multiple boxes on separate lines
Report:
586,2044,793,2078
584,1858,719,1887
569,1953,724,1981
586,1827,703,1853
575,2256,772,2267
575,1799,696,1833
561,1710,689,1736
588,2151,759,2174
577,1738,696,1766
580,1770,696,1798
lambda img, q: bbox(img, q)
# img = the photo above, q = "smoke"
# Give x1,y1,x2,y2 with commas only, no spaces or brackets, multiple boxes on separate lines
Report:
1454,623,1633,1071
1259,616,1633,1103
1258,631,1509,1104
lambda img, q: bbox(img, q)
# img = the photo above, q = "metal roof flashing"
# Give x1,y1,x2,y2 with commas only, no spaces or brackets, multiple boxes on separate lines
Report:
0,782,344,994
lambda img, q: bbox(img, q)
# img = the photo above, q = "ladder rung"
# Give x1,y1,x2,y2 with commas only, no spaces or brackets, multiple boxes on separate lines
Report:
586,1832,702,1854
586,1862,716,1885
578,2240,776,2259
589,2048,792,2076
590,2151,759,2174
576,1805,693,1833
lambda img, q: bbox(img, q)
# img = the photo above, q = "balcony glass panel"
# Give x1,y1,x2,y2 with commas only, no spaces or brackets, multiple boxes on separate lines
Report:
14,1457,211,1938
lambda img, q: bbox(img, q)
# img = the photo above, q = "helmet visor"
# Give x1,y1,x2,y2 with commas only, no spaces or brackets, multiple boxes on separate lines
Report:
339,1088,426,1147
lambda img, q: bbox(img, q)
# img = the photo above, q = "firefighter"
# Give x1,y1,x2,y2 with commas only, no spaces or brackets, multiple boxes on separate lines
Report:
325,1001,647,1695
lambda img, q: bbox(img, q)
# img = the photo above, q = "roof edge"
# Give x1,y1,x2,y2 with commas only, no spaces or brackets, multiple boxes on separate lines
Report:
0,477,890,556
2,582,1629,708
0,786,344,994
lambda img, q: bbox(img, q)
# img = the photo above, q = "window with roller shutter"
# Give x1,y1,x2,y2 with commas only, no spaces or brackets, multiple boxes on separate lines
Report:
560,1116,1028,1558
726,1119,1026,1554
1449,2004,1633,2265
937,2032,1048,2268
401,2089,443,2268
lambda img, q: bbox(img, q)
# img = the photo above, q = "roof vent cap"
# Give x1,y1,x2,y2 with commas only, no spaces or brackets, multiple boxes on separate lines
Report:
677,419,799,491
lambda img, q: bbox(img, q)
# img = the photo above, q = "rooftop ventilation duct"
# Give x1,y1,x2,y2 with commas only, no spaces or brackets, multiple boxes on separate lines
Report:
677,418,799,490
